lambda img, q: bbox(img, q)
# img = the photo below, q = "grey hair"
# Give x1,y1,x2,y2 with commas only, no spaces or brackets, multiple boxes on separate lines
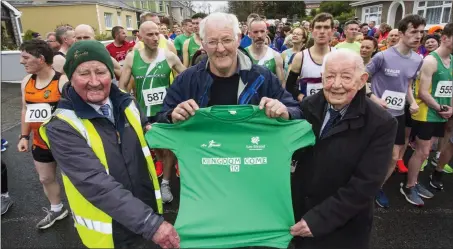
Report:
199,12,241,41
321,49,365,74
55,25,73,44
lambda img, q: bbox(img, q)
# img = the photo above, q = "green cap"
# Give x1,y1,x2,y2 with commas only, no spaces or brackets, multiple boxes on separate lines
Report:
63,40,114,80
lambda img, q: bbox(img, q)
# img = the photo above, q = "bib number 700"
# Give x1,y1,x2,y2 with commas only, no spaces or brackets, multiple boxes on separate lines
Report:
25,103,52,123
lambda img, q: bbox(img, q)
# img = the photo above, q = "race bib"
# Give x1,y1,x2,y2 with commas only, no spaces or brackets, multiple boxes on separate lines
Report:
434,81,453,98
307,83,323,96
381,90,406,110
143,87,167,106
25,103,52,123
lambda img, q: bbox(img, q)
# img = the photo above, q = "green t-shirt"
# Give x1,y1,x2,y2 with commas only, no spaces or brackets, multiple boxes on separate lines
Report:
188,36,201,64
173,33,192,56
146,105,316,248
131,48,171,117
335,41,361,53
244,46,277,73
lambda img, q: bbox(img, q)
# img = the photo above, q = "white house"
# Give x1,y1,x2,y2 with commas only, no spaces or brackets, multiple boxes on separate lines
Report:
351,0,452,30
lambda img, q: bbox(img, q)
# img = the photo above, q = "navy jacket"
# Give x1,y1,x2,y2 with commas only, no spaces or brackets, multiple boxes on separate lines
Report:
157,50,302,123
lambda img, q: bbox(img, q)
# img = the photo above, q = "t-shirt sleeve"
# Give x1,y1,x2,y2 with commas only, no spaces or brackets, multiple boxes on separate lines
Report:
145,124,178,152
286,120,316,153
412,60,424,80
174,37,182,51
366,52,383,76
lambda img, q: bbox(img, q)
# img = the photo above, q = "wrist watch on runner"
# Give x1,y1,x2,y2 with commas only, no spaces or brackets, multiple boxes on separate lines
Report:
19,134,30,141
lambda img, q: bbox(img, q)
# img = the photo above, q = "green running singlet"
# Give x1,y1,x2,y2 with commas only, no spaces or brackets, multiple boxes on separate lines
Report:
245,46,277,73
131,48,171,117
413,52,453,122
188,36,201,64
146,105,316,248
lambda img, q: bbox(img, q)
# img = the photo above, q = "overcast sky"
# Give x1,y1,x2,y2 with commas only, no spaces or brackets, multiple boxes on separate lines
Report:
192,1,228,13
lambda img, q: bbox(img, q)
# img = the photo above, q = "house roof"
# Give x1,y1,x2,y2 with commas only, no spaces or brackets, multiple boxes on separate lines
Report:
1,1,21,16
350,1,380,7
10,0,141,12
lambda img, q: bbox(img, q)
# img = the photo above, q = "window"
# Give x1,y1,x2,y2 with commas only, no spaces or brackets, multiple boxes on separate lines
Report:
104,12,113,29
126,15,132,29
117,13,122,26
416,0,451,24
159,1,164,12
362,5,382,25
141,0,145,9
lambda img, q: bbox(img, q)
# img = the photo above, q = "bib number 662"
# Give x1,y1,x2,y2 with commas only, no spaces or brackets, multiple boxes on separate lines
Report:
385,96,403,107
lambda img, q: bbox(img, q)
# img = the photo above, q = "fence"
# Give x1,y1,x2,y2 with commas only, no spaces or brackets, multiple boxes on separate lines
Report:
1,40,113,84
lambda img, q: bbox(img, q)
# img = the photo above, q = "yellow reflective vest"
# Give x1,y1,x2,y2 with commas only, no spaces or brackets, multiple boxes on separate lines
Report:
39,102,163,248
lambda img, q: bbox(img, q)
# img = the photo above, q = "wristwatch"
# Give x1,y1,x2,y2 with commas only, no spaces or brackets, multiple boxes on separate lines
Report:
19,134,30,140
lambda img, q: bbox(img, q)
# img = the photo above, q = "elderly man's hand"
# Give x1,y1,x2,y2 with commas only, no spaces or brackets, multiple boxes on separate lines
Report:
152,221,180,248
290,218,313,237
171,99,199,123
259,97,290,119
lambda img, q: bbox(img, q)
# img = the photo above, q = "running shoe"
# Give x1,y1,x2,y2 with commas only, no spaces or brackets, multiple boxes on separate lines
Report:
161,182,173,203
1,145,5,152
1,139,8,146
415,183,434,199
175,162,180,178
420,159,428,171
1,195,13,215
36,207,69,229
155,161,163,177
430,170,444,190
400,183,424,206
443,164,453,174
396,160,408,173
375,189,389,208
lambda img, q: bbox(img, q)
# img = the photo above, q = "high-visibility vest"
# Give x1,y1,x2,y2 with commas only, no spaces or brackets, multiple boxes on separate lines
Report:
39,102,163,248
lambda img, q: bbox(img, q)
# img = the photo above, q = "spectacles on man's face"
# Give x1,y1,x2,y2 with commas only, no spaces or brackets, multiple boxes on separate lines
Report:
204,38,235,49
46,40,57,43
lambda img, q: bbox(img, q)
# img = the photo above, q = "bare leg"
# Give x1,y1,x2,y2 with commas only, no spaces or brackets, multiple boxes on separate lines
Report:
35,160,61,205
407,138,431,187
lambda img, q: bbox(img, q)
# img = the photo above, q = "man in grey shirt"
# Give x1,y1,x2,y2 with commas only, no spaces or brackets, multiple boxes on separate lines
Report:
366,14,426,208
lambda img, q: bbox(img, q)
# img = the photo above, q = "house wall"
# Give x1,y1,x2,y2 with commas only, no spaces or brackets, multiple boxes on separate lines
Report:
172,7,183,24
355,1,393,25
97,5,138,35
16,5,98,36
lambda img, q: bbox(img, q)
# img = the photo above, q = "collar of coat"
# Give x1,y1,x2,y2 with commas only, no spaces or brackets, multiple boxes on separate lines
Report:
303,86,367,139
58,82,132,121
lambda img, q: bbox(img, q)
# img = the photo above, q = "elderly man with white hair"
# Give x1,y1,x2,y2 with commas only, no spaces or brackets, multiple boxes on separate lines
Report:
156,12,302,123
290,49,397,249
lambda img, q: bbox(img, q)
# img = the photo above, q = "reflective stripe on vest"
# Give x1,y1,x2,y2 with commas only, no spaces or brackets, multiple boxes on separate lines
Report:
39,101,163,248
74,212,112,234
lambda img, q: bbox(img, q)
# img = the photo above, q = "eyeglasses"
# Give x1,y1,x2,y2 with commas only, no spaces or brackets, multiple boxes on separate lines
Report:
204,38,235,49
46,40,57,43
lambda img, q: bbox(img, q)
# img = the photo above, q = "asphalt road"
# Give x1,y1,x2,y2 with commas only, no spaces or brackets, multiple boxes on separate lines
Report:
1,83,453,248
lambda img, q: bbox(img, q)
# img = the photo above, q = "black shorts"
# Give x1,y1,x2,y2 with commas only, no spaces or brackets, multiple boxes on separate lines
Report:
405,104,413,128
394,115,406,145
411,121,446,140
32,145,55,163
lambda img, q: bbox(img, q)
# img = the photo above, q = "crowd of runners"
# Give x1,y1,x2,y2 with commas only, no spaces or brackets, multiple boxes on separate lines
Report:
1,8,453,248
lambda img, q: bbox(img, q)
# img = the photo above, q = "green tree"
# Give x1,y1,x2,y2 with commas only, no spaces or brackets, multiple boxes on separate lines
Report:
319,1,353,17
310,8,318,17
23,29,37,41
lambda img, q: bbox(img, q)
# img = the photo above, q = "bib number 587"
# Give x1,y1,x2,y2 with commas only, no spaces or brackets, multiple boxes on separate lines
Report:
147,92,164,103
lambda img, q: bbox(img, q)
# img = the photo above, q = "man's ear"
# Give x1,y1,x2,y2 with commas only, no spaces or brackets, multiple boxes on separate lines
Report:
359,72,369,88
